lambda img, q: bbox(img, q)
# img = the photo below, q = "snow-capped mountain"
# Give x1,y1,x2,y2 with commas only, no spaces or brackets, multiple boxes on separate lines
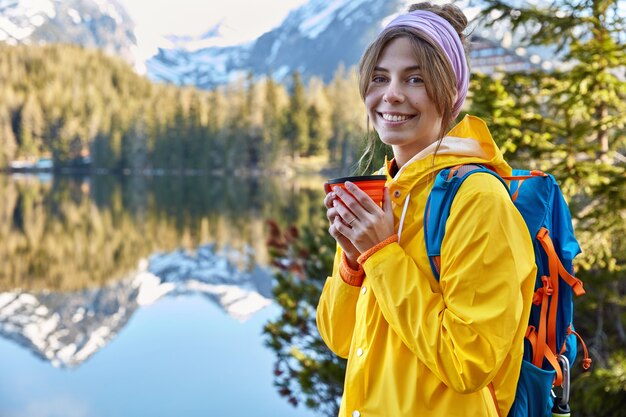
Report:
146,0,562,89
0,0,561,89
0,0,137,63
0,244,273,368
146,0,407,89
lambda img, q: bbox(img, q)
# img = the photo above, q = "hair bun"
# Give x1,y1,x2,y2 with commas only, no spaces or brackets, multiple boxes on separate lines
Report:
407,2,468,41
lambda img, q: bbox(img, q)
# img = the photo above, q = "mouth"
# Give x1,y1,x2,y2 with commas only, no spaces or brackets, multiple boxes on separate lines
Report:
378,112,416,123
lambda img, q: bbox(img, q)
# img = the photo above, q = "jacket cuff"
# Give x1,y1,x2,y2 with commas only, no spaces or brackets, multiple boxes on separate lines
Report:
339,252,365,286
357,235,398,265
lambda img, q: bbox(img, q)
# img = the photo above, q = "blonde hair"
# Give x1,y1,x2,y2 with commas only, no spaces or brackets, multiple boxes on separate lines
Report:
357,2,469,173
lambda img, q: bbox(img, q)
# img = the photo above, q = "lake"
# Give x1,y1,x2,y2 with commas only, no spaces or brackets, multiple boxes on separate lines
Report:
0,173,336,417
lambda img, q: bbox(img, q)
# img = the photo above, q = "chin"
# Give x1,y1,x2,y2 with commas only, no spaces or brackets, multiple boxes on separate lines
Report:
378,136,410,146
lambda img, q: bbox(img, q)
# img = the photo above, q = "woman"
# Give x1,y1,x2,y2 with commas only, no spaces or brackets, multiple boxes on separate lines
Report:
317,3,536,417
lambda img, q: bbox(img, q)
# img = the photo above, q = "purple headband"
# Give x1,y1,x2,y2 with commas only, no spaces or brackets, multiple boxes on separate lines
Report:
384,10,469,119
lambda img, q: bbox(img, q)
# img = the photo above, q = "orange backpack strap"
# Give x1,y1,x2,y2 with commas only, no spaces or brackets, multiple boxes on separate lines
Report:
561,325,593,371
501,170,548,202
526,325,564,386
536,227,586,353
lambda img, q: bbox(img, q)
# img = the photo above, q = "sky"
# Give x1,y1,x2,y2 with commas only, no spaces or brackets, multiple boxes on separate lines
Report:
120,0,309,64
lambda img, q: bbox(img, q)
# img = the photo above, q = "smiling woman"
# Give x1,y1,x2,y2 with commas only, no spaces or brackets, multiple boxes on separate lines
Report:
317,2,536,417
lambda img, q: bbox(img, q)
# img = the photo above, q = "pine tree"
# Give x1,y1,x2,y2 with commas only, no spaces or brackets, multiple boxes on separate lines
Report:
17,93,45,157
121,114,149,172
0,107,17,165
307,76,332,157
186,93,205,171
206,89,227,171
244,71,263,168
475,2,626,415
261,74,285,169
327,65,366,172
284,71,310,160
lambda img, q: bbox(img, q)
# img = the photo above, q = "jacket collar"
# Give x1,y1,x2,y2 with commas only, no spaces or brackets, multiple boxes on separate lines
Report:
383,115,512,192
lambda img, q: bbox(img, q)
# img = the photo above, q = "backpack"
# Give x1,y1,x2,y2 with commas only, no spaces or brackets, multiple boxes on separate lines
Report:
423,164,592,417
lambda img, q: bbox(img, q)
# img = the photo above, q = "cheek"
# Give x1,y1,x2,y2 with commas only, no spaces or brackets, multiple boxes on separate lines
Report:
364,90,381,111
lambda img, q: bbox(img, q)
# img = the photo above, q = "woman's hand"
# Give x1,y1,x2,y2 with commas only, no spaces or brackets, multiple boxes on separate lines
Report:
328,182,395,256
324,186,361,267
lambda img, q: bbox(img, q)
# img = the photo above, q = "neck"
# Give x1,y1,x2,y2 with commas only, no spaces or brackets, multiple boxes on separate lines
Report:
392,139,445,170
392,141,436,169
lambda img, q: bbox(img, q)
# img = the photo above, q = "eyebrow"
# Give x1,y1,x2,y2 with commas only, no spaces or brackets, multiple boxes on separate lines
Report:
373,65,421,72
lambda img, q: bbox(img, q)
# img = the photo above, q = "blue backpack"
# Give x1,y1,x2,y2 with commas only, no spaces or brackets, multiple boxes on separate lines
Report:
424,164,591,417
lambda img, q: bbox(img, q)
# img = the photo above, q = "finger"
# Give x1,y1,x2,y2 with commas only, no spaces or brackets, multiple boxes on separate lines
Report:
332,215,352,237
344,182,381,214
328,222,350,243
333,185,370,219
333,199,357,225
326,205,341,224
324,190,336,209
328,225,358,258
328,224,340,240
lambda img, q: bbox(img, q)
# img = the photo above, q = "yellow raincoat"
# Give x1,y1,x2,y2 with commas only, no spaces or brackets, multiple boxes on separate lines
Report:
317,116,536,417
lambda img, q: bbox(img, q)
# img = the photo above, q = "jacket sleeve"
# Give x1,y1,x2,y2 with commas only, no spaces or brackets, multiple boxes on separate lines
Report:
363,174,536,393
316,247,362,358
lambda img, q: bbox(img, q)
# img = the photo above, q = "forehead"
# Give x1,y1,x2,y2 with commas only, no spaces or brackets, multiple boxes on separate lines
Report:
376,36,421,69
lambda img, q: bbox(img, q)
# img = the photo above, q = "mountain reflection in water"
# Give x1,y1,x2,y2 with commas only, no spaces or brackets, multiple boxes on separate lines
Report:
0,244,273,369
0,173,323,417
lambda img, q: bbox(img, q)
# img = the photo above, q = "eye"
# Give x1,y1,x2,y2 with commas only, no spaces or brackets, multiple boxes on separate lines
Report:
408,75,423,84
371,74,387,83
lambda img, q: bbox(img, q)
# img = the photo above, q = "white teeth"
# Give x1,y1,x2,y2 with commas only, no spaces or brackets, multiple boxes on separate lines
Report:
381,113,411,122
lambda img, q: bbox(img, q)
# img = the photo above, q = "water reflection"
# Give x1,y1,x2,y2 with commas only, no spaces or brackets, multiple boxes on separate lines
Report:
0,244,273,368
0,173,321,292
0,172,325,416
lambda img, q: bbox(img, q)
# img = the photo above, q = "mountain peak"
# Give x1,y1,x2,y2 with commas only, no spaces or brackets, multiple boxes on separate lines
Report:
146,0,406,89
0,0,136,63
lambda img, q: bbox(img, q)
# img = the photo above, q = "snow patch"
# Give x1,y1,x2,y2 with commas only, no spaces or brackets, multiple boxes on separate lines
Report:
135,272,175,306
299,0,345,39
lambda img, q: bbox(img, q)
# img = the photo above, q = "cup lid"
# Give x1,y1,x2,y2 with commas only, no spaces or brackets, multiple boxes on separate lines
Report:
327,175,386,184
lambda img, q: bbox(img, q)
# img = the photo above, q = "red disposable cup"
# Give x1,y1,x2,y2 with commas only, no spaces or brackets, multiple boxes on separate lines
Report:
326,175,387,206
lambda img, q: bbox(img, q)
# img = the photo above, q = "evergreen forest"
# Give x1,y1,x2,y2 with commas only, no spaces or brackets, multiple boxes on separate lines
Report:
0,43,366,173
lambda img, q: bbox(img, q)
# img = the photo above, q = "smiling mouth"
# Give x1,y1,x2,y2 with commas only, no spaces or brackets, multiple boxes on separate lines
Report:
379,113,415,122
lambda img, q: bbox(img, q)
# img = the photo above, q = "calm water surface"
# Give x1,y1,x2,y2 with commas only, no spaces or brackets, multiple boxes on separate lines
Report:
0,173,326,417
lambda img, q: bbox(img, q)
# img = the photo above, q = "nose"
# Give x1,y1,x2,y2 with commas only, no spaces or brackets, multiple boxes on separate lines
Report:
383,80,405,103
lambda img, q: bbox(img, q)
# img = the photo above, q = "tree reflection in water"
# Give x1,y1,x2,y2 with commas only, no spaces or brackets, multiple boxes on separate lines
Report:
0,174,295,292
264,219,346,416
